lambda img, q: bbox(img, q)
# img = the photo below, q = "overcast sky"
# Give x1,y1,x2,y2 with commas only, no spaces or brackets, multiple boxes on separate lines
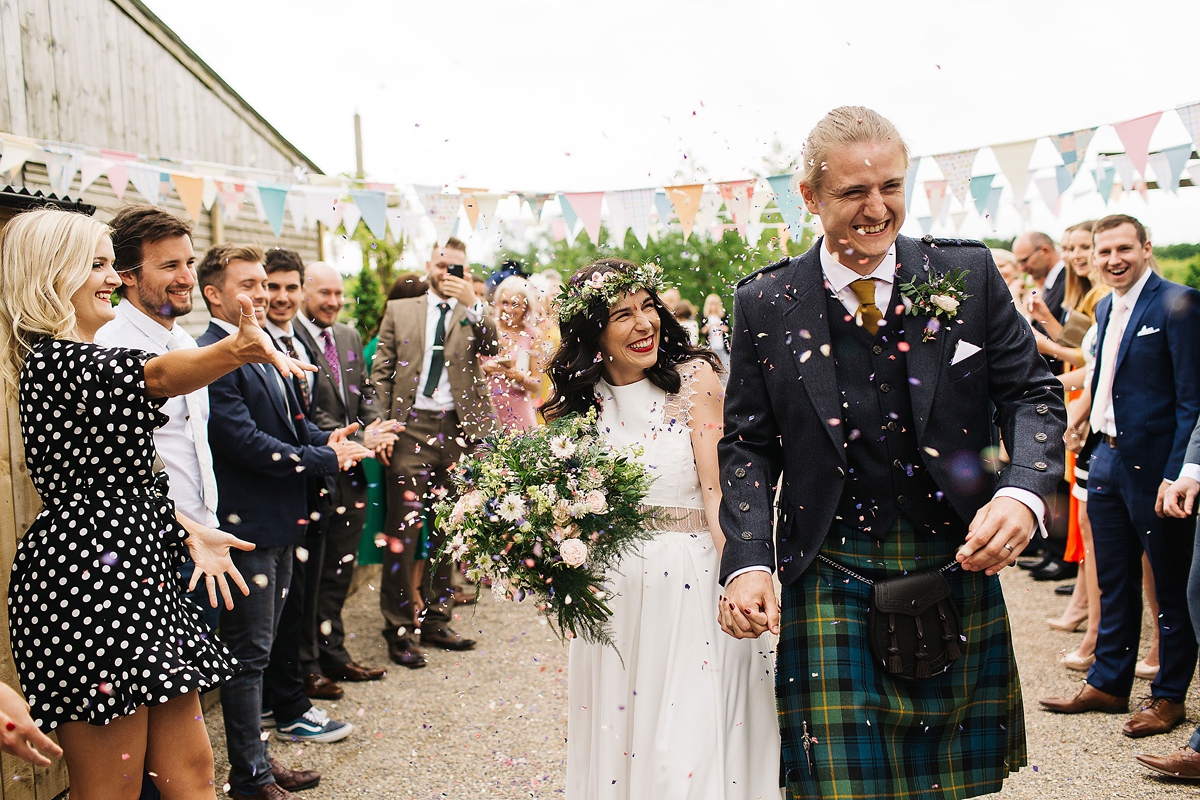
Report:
148,0,1200,243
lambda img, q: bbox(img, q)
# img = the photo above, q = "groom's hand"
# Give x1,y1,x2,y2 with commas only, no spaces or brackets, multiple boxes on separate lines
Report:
958,496,1034,576
720,571,779,638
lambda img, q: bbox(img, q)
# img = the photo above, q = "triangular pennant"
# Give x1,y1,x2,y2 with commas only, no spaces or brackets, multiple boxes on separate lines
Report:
171,173,205,221
1151,144,1192,194
520,192,552,222
1112,112,1162,178
1034,174,1062,216
917,216,933,236
100,150,138,201
924,180,947,221
1177,103,1200,152
716,180,755,238
1094,165,1116,204
990,139,1038,207
47,148,82,195
215,180,246,221
695,192,723,237
286,189,308,232
605,192,631,247
969,174,994,217
664,184,704,240
563,192,604,245
654,191,673,231
984,186,1003,225
350,189,388,239
558,193,580,239
606,188,655,247
340,201,362,236
415,185,461,246
931,149,977,206
1112,153,1136,192
79,156,113,194
1051,127,1097,177
256,183,289,237
126,163,164,205
0,136,42,176
242,182,267,223
460,192,482,229
904,156,921,212
473,193,502,232
304,186,342,228
1055,164,1073,196
766,174,806,241
201,176,219,210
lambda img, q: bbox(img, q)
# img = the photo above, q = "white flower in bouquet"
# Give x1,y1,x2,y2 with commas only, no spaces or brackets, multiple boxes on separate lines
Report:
584,489,608,514
930,294,960,314
559,538,588,567
569,502,588,519
448,534,469,560
491,577,509,601
462,490,485,511
549,435,576,459
542,484,559,502
498,494,526,522
552,499,573,524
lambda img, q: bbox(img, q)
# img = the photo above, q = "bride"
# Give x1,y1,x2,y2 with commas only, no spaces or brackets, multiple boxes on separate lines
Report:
544,259,780,799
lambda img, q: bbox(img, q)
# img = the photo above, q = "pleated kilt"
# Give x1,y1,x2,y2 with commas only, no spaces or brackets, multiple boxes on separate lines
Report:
776,519,1026,800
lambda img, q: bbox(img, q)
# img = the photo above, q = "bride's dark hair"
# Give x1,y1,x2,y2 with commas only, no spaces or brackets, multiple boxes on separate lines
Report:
543,258,722,421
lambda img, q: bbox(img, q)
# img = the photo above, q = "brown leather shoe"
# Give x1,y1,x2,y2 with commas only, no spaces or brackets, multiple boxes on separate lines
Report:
1137,746,1200,779
269,758,320,791
421,626,476,651
303,672,344,700
1039,683,1128,714
223,780,298,799
387,639,428,668
323,661,387,682
1123,697,1186,738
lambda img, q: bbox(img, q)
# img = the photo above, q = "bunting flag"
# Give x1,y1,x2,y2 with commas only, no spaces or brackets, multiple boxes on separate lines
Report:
0,135,41,176
215,180,246,221
473,193,502,232
606,188,655,247
256,183,289,237
1034,174,1062,216
286,189,308,232
904,156,921,211
1055,165,1073,196
520,192,553,221
201,176,220,210
1148,143,1192,194
459,188,487,229
415,185,461,246
127,163,163,204
924,180,948,222
1112,153,1137,192
664,184,704,239
340,201,362,235
716,180,755,237
990,139,1037,206
171,173,204,221
350,189,389,239
46,146,82,195
563,191,604,244
1112,112,1162,178
605,194,630,246
695,191,723,235
1178,102,1200,151
984,186,1003,225
969,174,994,217
1094,165,1116,204
917,216,932,236
931,149,978,206
307,186,345,229
79,155,112,194
1051,127,1097,178
766,174,806,241
242,182,267,223
101,150,137,201
653,191,673,229
557,193,580,242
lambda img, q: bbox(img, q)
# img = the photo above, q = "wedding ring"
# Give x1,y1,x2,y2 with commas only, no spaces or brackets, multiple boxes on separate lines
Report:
1003,543,1015,552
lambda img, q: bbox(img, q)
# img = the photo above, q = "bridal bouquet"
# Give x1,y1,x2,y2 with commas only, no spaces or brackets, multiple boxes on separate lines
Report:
434,409,654,647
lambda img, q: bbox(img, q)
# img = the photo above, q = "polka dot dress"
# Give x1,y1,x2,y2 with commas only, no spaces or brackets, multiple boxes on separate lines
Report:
10,340,236,731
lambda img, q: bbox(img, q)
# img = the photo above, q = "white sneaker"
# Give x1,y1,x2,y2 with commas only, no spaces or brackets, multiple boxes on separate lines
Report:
275,706,354,743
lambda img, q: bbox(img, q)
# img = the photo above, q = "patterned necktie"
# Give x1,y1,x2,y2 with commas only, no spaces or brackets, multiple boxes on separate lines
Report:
277,335,312,410
321,328,341,377
423,302,451,398
848,278,882,335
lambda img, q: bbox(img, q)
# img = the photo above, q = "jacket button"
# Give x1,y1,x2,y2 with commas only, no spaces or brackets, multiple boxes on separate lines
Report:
739,502,751,511
1036,404,1048,415
922,234,934,244
1033,461,1048,471
741,531,753,540
734,467,747,478
873,345,883,355
887,421,898,431
879,383,891,393
1035,432,1048,442
897,495,908,505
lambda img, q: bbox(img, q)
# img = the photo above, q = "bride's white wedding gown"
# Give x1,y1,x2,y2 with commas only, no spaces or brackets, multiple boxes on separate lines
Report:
567,364,781,800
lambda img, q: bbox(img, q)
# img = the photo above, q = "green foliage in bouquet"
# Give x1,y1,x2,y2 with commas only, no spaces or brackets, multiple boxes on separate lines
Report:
433,409,654,648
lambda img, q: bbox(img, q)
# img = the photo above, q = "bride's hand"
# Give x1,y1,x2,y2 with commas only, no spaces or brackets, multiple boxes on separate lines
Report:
177,513,256,609
719,571,778,638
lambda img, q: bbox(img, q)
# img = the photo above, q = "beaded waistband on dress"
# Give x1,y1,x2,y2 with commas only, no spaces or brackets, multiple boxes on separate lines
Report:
638,504,709,533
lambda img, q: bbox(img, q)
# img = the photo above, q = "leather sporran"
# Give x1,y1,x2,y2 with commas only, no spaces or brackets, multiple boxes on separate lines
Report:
866,568,963,681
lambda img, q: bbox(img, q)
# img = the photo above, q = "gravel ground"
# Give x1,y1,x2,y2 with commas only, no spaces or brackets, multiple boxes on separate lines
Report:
203,563,1197,799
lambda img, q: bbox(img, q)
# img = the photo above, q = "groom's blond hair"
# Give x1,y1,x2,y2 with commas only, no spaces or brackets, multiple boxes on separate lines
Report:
800,106,910,194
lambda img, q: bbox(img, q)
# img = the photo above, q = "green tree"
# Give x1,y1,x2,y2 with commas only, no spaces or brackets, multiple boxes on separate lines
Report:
341,217,406,341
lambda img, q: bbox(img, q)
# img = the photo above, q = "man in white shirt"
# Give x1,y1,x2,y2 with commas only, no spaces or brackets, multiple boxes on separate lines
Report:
95,205,219,629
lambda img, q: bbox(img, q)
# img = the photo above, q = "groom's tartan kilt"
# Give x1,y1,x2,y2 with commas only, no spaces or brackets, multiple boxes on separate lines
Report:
776,519,1026,800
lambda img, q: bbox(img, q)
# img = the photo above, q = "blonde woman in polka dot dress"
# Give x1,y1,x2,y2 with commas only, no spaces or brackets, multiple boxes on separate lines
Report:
0,208,314,799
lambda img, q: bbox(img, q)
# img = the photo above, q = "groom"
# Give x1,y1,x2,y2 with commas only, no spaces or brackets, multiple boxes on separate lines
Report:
717,107,1065,797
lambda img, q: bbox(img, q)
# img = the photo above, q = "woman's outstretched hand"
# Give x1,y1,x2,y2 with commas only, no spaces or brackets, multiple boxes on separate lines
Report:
231,294,316,380
177,513,256,610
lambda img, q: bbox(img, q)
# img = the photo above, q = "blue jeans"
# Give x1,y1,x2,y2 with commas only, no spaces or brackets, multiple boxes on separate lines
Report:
219,545,294,791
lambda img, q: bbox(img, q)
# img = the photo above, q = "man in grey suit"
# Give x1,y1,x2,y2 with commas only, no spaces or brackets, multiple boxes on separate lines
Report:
294,260,399,688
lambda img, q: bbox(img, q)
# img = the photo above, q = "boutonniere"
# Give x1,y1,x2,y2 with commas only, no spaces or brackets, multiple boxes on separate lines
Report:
899,266,970,342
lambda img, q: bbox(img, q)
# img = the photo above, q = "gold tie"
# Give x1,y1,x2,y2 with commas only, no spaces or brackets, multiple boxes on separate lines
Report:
849,278,882,335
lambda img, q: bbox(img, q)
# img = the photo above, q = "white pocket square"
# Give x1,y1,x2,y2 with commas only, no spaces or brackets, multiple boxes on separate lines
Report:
1136,325,1161,337
950,340,982,366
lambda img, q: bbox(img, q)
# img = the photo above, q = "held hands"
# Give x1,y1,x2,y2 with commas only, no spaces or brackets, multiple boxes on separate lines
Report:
0,683,61,766
230,294,316,381
1157,477,1200,519
441,275,477,307
718,570,779,639
362,419,401,452
176,514,256,610
958,496,1034,575
327,423,374,471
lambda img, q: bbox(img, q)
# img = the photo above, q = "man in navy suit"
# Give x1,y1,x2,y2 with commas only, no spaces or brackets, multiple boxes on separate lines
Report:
197,244,372,800
1040,214,1200,740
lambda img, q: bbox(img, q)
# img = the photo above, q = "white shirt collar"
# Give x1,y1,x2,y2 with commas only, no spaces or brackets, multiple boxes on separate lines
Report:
818,237,897,293
296,312,327,341
427,291,457,312
1043,261,1065,291
265,320,295,341
115,299,175,350
1112,266,1153,312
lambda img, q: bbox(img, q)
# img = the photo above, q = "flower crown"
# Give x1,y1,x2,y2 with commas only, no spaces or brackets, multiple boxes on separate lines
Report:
556,263,668,323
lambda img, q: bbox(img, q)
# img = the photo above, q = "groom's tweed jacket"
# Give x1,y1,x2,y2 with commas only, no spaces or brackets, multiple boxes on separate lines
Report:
717,235,1066,585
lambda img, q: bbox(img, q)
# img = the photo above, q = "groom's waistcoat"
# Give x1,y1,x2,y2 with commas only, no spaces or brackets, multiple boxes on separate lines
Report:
826,287,963,539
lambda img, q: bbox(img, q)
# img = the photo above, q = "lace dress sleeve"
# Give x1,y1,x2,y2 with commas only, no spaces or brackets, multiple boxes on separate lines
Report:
662,359,702,431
